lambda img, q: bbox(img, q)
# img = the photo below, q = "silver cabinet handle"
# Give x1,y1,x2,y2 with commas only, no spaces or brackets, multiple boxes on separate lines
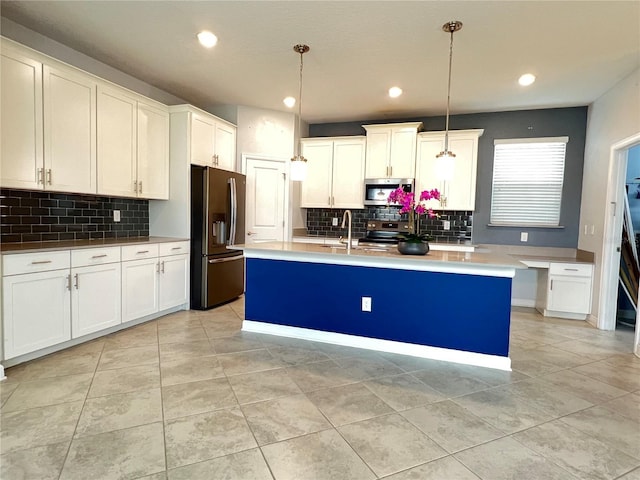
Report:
91,254,108,259
74,273,79,289
137,250,149,254
138,180,142,194
156,261,160,273
37,168,44,185
134,180,138,193
563,268,579,271
31,260,52,265
390,166,393,177
161,261,165,273
46,169,52,185
550,279,553,291
170,247,182,250
208,256,242,264
67,274,72,290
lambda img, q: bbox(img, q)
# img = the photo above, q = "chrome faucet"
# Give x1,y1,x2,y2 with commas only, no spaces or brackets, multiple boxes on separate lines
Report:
341,209,352,254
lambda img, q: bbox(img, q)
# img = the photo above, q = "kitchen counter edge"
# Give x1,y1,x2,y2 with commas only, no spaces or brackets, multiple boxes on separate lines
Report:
1,237,189,254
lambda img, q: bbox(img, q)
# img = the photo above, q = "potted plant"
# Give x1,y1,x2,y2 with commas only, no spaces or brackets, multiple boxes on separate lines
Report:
387,187,440,255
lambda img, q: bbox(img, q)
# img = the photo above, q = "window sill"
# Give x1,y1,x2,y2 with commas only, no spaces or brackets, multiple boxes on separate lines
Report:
487,224,565,229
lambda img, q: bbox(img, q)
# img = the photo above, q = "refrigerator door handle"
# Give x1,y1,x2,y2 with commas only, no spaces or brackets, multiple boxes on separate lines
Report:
208,256,242,264
228,177,237,245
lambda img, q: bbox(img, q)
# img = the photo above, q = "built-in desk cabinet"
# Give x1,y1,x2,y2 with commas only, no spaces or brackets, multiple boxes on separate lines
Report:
300,136,366,208
2,241,189,362
536,262,594,320
363,123,422,179
416,129,483,211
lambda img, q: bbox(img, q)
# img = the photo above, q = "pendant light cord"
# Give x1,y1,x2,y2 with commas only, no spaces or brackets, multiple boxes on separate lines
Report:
444,26,454,153
297,48,304,157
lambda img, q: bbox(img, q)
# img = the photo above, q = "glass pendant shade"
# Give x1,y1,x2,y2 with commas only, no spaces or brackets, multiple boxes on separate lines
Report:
435,151,455,181
290,155,307,181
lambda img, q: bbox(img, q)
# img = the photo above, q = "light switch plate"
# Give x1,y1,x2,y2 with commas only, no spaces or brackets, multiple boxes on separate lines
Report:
332,217,339,226
443,220,451,230
520,232,528,242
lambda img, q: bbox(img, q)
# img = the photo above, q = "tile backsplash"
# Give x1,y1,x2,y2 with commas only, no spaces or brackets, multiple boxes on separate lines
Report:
0,189,149,243
306,206,472,242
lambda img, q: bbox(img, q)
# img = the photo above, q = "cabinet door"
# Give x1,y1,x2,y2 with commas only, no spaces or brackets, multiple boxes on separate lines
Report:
389,128,417,178
1,47,43,190
547,275,592,314
300,141,333,208
190,112,216,166
364,130,391,178
332,139,365,209
97,85,137,197
158,254,189,310
71,263,121,338
444,136,477,210
43,65,97,194
416,136,445,210
2,270,71,359
214,122,236,171
137,101,169,199
121,258,159,322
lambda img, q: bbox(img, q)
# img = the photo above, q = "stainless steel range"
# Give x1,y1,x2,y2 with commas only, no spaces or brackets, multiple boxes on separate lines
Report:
358,220,412,247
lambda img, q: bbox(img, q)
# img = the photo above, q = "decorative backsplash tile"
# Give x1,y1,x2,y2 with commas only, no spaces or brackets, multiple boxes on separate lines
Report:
0,189,149,243
306,206,472,242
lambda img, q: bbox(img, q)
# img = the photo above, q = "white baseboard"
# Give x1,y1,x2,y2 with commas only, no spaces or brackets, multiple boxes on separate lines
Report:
511,298,536,308
243,320,511,371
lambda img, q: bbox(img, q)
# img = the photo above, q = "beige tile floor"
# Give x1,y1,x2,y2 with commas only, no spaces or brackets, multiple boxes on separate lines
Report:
1,300,639,480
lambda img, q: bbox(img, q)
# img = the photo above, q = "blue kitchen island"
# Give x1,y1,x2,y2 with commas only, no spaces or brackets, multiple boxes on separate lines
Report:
232,242,526,371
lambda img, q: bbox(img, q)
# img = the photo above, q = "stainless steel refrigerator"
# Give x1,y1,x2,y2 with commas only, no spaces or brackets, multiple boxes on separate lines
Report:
190,165,246,309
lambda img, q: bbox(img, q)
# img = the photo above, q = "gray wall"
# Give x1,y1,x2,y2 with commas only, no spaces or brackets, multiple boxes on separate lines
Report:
310,107,588,248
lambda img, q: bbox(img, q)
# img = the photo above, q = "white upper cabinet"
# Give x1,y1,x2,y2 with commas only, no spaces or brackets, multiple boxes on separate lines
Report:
186,107,237,171
1,43,43,190
300,136,366,209
1,41,96,193
44,64,97,194
363,122,422,179
97,85,169,199
416,129,483,211
137,100,170,199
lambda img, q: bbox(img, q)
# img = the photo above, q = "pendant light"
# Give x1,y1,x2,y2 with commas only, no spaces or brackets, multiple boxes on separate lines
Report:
290,44,310,182
436,21,462,205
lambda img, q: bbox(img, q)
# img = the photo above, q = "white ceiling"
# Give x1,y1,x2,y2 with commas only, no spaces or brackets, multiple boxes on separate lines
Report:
2,1,639,124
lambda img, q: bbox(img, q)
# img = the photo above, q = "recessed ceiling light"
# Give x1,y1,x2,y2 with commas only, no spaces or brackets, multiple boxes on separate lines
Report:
283,96,296,108
197,31,218,48
518,73,536,86
388,86,403,98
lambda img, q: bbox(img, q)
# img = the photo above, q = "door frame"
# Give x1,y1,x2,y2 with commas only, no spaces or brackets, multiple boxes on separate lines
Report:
241,153,291,242
601,131,640,356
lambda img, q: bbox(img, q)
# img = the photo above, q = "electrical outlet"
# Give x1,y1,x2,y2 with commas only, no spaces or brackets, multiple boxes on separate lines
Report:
520,232,528,242
443,220,451,230
113,210,121,222
332,217,339,226
361,296,372,312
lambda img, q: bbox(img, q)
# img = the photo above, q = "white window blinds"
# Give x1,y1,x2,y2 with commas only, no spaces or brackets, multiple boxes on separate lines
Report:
490,137,568,226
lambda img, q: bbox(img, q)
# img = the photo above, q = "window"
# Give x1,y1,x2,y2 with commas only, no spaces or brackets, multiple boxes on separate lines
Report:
490,137,568,227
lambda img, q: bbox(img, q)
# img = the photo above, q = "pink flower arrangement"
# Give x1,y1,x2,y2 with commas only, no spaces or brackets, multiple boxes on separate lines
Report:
388,187,440,240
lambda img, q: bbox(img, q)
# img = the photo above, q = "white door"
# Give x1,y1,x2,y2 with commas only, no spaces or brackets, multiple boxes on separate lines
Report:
121,258,159,321
2,270,71,359
158,254,189,310
245,157,286,243
71,263,121,338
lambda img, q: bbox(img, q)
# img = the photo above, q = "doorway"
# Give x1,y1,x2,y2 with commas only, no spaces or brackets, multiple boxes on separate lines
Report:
242,154,288,244
602,133,640,357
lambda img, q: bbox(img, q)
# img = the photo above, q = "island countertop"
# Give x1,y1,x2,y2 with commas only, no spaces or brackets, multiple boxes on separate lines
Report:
231,241,526,278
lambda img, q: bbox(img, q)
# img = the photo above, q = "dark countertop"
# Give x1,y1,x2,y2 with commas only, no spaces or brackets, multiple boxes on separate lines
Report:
0,236,189,254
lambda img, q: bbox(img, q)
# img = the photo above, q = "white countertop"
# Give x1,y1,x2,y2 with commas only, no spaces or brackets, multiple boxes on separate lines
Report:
232,241,525,278
0,237,188,254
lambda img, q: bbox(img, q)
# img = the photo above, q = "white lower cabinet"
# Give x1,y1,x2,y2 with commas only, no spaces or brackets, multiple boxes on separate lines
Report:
536,262,593,320
2,241,189,362
2,268,72,359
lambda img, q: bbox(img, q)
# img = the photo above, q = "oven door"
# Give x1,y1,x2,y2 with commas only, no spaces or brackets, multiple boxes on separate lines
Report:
363,178,414,206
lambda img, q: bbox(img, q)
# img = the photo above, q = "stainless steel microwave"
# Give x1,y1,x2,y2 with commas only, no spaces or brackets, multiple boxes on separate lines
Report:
363,178,414,206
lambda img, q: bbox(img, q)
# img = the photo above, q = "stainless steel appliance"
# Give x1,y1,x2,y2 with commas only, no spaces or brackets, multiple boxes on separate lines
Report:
363,178,414,206
191,165,246,309
358,220,411,246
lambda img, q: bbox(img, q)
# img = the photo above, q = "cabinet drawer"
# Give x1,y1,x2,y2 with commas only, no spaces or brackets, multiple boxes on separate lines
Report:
121,243,159,261
3,250,70,276
159,241,190,257
72,247,121,267
549,263,593,277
